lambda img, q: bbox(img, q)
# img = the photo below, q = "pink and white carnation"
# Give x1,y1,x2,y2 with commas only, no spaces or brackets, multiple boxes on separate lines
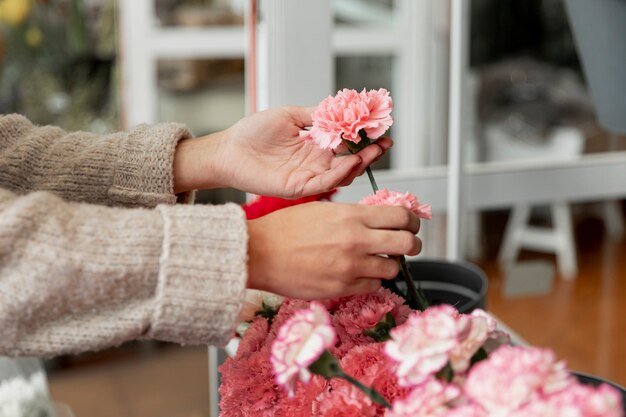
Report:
509,383,624,417
443,404,488,417
271,302,337,397
385,378,461,417
385,305,465,387
469,309,510,355
359,189,432,220
238,289,284,323
266,298,311,346
465,346,574,414
299,88,393,150
449,309,496,373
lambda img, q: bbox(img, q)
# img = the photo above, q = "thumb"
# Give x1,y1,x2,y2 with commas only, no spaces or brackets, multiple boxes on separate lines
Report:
288,106,316,127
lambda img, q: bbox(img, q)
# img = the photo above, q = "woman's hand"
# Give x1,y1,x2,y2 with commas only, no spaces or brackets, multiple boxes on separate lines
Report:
173,107,392,197
246,202,422,300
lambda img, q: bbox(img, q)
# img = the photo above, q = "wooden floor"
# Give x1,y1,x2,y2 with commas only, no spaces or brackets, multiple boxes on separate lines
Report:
48,209,626,416
49,346,211,417
479,213,626,387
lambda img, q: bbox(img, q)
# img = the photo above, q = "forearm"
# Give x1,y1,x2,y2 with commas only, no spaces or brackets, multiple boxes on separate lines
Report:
0,187,248,357
0,114,194,207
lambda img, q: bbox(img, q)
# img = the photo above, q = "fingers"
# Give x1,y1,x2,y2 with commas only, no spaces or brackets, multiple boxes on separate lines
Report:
335,138,394,186
375,137,393,154
346,278,383,296
354,255,401,279
365,230,422,257
353,138,393,167
358,205,421,234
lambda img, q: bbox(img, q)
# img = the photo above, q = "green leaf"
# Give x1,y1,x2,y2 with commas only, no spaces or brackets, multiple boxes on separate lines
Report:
363,312,396,342
342,130,371,154
435,362,454,382
470,347,489,367
308,350,342,379
254,301,279,324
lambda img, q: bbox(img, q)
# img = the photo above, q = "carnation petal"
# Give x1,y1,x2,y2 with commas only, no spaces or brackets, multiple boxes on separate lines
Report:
359,189,432,220
271,302,337,396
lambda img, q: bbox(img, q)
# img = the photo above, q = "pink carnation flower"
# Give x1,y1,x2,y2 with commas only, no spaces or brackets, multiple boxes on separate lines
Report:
276,375,328,417
385,305,464,387
332,288,412,356
359,189,432,220
340,343,412,413
465,346,574,414
219,348,282,416
236,316,270,357
315,379,379,417
271,302,337,397
385,378,461,417
299,88,393,150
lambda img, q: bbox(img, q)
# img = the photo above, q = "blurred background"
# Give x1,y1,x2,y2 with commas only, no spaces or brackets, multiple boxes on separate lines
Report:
0,0,624,416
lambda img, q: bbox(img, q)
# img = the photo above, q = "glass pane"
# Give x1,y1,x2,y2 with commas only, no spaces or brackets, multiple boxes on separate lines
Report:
469,0,625,165
333,0,394,27
0,0,119,133
465,0,626,387
155,0,244,27
157,58,245,135
157,57,246,204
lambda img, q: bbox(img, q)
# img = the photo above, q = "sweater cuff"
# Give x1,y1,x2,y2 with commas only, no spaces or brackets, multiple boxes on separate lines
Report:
109,123,195,207
151,203,248,347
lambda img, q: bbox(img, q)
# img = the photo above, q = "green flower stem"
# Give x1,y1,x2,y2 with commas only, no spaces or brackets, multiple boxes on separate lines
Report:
395,255,429,311
338,372,391,408
309,350,391,408
343,132,429,312
365,166,379,192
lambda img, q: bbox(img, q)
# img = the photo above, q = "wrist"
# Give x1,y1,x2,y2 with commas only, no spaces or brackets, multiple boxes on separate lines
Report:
246,219,272,293
173,131,229,192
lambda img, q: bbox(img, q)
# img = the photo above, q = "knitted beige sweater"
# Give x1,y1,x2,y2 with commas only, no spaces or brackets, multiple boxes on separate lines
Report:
0,114,248,358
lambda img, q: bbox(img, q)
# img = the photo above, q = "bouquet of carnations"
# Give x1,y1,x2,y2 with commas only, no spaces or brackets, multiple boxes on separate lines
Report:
219,89,624,416
220,292,623,417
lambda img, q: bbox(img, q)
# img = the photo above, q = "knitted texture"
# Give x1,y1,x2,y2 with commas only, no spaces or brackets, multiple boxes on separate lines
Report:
0,114,194,206
0,115,249,357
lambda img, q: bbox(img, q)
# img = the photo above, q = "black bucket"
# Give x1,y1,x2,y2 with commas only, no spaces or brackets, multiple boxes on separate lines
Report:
394,259,488,314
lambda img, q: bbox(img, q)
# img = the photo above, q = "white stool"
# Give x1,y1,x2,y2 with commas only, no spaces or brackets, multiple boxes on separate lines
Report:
486,125,585,280
498,202,578,280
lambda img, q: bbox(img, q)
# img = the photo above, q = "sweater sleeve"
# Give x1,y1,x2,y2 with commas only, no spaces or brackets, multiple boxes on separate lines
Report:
0,187,248,358
0,114,194,207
